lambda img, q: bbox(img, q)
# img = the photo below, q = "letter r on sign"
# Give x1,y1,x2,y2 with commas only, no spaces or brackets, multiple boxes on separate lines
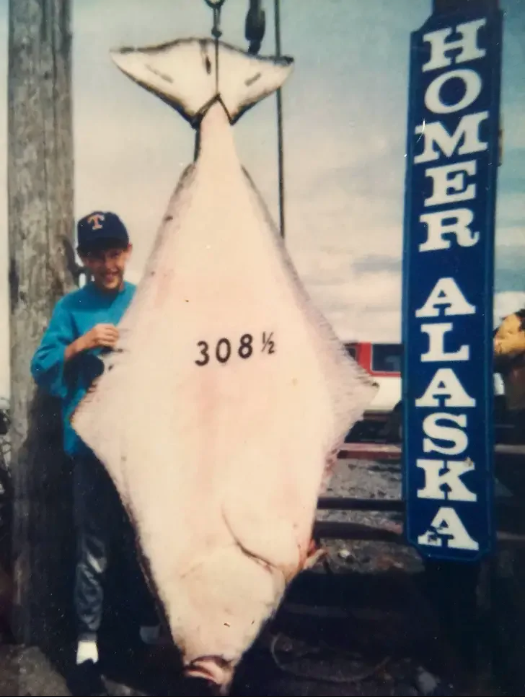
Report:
419,209,480,252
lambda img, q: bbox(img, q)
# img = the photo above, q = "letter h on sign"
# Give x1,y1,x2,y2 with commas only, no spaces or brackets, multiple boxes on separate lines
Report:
401,3,502,562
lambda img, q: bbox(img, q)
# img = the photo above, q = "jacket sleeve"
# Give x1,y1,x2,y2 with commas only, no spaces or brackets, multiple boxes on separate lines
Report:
494,314,525,359
30,299,77,400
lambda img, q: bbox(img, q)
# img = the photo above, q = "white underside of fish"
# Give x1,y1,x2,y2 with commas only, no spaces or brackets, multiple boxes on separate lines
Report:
71,38,378,692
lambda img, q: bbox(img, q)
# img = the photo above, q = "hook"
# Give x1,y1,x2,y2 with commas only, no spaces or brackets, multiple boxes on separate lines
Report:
203,0,224,40
245,0,266,54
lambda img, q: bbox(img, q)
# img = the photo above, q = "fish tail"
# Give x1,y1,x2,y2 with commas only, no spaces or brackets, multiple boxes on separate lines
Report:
110,38,294,126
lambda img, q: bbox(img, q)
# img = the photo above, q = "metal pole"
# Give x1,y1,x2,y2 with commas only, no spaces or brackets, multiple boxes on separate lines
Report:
274,0,286,239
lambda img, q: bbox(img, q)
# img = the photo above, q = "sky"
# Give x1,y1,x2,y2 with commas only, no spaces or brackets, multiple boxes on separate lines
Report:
0,0,524,399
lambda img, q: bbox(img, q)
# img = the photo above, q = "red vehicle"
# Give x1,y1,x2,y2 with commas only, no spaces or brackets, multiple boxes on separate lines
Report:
344,340,510,443
344,341,403,442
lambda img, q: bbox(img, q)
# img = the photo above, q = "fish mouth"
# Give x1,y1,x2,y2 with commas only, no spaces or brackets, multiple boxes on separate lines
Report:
185,656,234,694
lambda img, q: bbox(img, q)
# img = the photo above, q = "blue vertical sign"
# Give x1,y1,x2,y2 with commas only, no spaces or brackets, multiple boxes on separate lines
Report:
402,4,503,561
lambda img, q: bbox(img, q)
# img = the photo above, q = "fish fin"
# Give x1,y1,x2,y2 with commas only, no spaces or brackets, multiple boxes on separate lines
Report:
222,504,302,584
110,38,293,125
303,545,328,571
240,167,379,447
70,347,128,473
69,161,200,465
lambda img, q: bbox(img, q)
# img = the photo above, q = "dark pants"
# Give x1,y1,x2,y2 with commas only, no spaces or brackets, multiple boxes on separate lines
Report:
73,452,157,640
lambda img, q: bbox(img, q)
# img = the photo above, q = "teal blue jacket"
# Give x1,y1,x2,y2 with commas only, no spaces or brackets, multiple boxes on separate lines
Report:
31,281,136,458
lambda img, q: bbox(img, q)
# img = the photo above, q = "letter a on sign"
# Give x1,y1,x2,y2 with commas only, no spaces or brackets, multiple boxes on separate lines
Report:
401,2,502,562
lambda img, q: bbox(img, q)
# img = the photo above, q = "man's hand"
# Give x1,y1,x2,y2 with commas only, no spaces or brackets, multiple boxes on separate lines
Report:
65,324,119,361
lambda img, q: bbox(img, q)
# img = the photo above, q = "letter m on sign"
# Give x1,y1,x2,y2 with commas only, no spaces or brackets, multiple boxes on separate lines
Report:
401,1,502,562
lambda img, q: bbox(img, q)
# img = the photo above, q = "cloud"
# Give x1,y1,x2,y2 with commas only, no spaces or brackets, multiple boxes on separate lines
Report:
353,255,401,275
495,242,525,294
494,291,525,326
497,191,525,228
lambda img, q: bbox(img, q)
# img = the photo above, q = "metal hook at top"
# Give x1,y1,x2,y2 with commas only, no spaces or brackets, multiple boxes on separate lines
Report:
212,8,222,39
203,0,225,39
245,0,266,54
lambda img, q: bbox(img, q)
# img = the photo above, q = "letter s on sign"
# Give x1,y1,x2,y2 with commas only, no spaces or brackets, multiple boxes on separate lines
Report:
423,413,468,456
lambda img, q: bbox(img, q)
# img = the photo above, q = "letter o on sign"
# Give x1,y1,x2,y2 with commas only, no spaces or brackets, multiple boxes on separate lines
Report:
425,68,482,114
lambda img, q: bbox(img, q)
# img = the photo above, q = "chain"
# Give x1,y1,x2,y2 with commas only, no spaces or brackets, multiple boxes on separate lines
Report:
203,0,225,92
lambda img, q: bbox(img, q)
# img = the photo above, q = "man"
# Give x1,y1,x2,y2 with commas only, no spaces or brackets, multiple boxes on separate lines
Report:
494,308,525,444
31,211,159,695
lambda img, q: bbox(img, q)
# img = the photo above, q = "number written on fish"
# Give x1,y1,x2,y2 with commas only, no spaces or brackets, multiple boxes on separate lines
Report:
195,332,275,366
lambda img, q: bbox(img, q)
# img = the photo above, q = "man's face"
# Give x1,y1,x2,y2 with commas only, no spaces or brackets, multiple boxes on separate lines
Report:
80,244,133,292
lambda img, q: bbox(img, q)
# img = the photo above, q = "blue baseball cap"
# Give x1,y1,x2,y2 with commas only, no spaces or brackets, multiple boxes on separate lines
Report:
77,211,130,252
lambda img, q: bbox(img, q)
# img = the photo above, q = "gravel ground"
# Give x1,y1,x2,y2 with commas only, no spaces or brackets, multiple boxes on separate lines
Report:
317,457,423,575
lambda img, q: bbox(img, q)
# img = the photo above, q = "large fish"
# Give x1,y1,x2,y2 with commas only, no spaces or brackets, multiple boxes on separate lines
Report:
71,37,378,694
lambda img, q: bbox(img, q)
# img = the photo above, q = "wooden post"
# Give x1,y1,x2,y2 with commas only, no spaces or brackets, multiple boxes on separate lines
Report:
8,0,75,649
